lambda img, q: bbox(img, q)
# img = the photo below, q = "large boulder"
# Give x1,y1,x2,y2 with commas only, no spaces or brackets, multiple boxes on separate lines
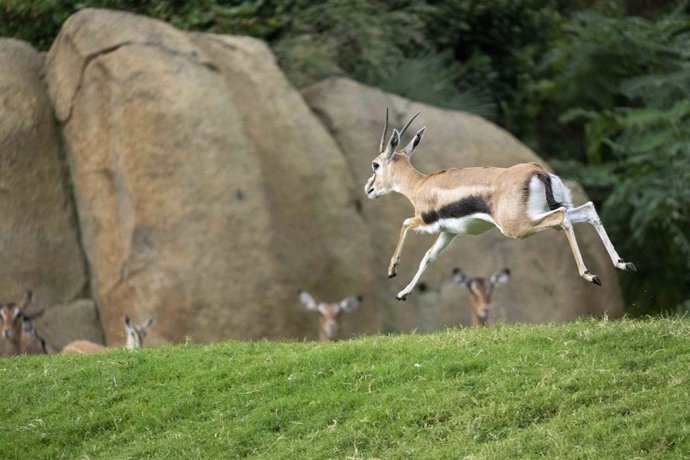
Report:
45,9,377,344
302,77,625,329
33,299,105,352
0,39,100,349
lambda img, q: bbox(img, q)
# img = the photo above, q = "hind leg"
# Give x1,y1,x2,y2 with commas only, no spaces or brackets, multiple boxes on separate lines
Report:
528,208,602,286
567,202,636,272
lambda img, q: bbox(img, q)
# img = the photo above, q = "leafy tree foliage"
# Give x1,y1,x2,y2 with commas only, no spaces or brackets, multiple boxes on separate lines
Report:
541,9,690,314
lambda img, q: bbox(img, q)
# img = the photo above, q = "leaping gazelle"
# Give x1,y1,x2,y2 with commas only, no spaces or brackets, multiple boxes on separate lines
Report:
364,110,635,301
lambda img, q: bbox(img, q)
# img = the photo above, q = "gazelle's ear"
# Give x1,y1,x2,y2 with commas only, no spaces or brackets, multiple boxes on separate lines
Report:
490,268,511,286
339,295,362,313
384,129,400,160
452,267,468,285
403,127,426,157
18,290,33,310
298,290,318,311
23,307,45,322
142,318,155,331
124,314,131,327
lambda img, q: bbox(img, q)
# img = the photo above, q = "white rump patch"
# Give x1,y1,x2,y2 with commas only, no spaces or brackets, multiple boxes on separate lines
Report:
549,174,573,209
526,176,549,219
526,175,574,219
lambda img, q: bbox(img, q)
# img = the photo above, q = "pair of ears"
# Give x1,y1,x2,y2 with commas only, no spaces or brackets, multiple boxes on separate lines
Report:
380,110,426,159
7,290,42,321
298,290,363,314
124,314,155,330
384,126,426,159
453,268,511,286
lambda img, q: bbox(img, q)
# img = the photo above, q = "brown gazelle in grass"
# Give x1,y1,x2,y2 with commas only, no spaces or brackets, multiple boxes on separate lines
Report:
298,290,362,342
452,268,510,327
0,290,47,357
364,110,636,301
62,314,155,354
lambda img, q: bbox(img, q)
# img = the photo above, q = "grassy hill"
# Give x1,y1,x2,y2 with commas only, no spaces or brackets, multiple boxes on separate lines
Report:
1,318,689,459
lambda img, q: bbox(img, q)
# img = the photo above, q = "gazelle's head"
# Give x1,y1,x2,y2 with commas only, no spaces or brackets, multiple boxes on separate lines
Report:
0,290,32,344
124,314,155,349
365,109,426,199
298,290,362,341
452,268,510,326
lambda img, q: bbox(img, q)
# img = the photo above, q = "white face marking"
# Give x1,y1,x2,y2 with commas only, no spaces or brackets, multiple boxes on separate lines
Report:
365,155,395,199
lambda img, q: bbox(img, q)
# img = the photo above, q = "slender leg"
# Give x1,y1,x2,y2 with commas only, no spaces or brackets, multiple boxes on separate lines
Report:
388,217,423,278
529,208,601,285
567,202,636,272
396,232,456,301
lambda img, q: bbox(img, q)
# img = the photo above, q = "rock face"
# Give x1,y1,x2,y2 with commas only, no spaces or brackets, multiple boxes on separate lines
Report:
302,78,625,330
45,9,377,344
0,39,100,349
33,299,104,352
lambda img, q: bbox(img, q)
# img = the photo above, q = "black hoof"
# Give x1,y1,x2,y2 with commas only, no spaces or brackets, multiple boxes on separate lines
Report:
396,294,407,301
388,272,397,279
619,259,637,272
592,275,602,286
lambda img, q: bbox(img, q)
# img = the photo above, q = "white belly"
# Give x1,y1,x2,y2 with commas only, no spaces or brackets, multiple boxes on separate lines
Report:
416,213,498,235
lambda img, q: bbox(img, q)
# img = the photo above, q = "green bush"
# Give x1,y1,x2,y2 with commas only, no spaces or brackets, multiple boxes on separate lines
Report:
0,0,561,117
541,9,690,313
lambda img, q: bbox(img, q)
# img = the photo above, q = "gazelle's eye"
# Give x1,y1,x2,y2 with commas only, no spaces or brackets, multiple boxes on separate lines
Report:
372,162,380,171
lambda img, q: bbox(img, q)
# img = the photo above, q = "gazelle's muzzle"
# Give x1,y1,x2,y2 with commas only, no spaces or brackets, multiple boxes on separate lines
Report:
365,174,378,199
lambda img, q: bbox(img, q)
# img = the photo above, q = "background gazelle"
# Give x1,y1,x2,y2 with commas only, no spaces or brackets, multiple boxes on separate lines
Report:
62,314,155,354
452,268,510,327
365,110,635,301
0,290,47,357
298,290,362,341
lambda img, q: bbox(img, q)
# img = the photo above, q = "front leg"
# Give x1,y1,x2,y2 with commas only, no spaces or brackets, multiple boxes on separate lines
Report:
397,232,456,301
388,217,423,278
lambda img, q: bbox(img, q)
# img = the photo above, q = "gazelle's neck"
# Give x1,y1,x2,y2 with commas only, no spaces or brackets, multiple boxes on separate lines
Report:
391,156,426,203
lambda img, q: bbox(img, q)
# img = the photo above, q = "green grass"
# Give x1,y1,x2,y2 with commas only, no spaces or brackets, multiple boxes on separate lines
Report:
2,318,689,459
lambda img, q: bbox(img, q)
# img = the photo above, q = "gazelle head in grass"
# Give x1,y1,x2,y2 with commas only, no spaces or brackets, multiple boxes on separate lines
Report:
62,314,155,354
298,290,362,341
452,268,510,327
124,314,155,349
0,290,46,356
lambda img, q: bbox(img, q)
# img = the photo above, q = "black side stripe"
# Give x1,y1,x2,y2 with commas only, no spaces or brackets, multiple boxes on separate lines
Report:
422,196,491,224
536,173,562,211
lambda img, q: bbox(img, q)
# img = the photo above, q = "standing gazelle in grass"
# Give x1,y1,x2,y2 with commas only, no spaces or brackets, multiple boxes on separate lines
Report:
365,110,635,301
0,290,47,357
62,314,155,354
452,268,510,327
298,291,362,342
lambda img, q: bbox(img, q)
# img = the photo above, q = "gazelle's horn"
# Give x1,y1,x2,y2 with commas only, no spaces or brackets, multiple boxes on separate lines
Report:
398,112,420,141
379,108,389,153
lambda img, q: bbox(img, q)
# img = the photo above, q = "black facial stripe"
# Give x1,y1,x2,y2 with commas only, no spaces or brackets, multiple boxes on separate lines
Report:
422,196,491,224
